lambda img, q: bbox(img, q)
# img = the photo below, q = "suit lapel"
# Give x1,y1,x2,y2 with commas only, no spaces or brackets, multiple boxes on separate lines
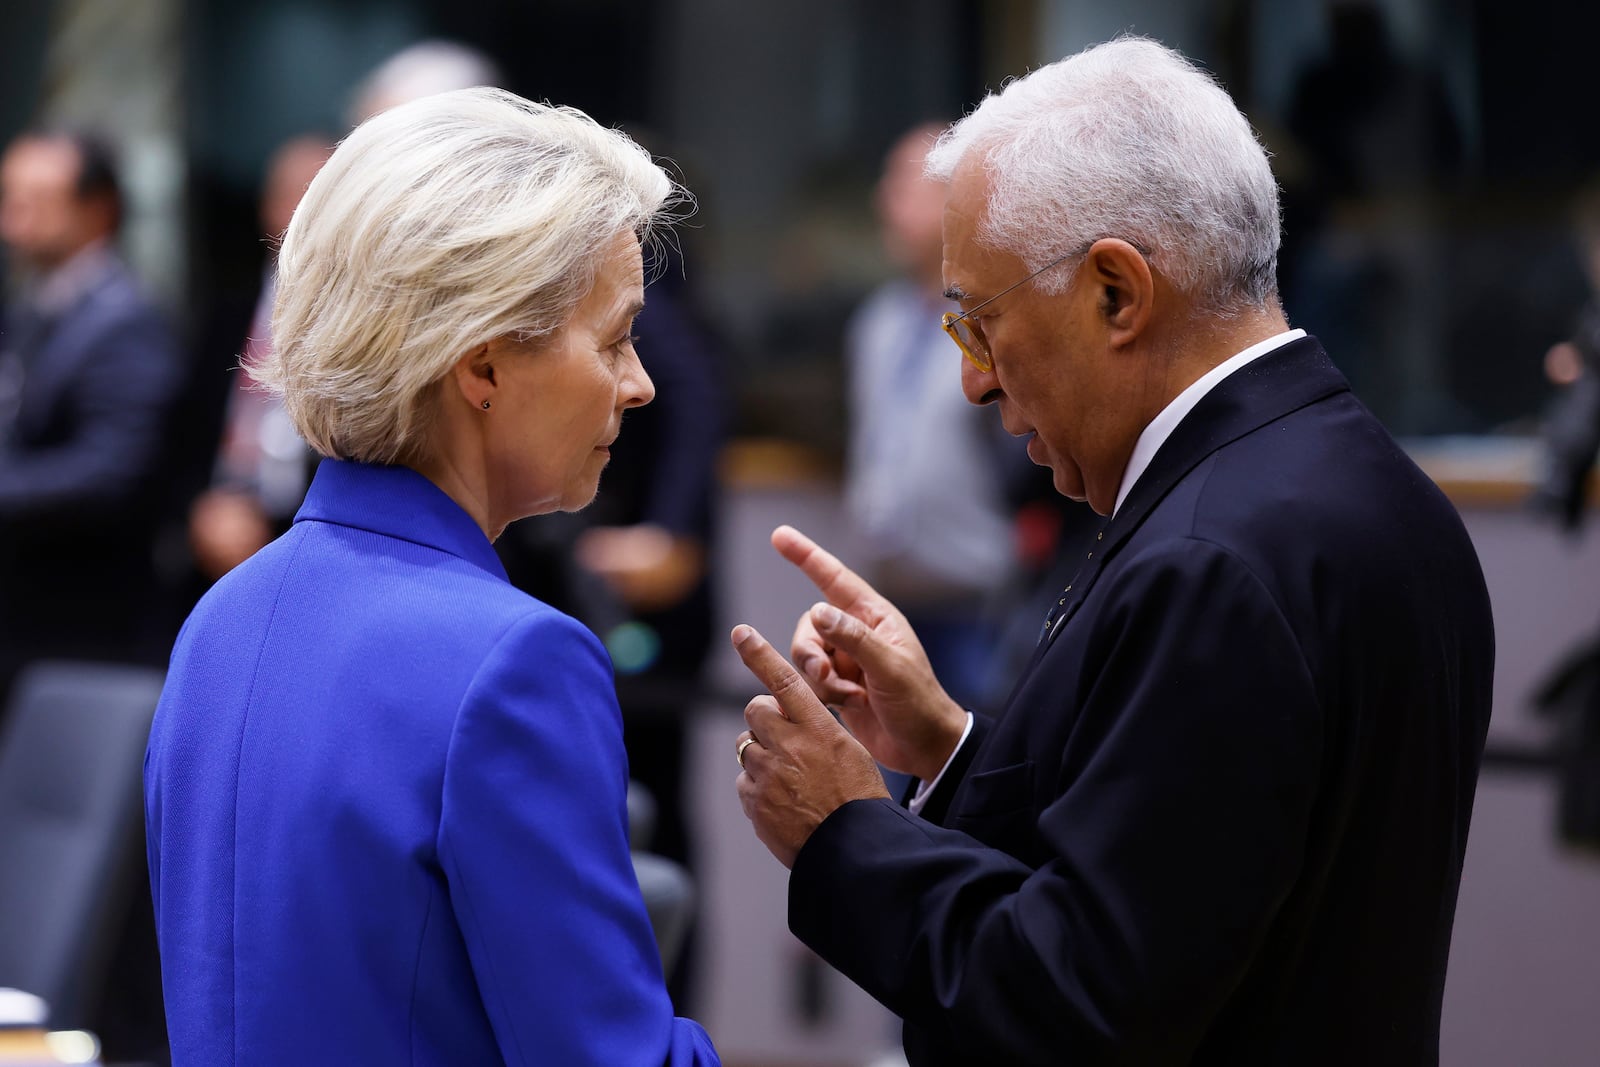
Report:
1033,337,1349,654
13,266,122,438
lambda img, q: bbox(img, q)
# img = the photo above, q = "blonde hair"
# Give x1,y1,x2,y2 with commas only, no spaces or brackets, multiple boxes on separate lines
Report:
254,87,682,464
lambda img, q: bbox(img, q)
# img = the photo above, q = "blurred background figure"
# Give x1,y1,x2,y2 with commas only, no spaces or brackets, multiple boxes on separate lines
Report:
1529,179,1600,856
1532,180,1600,531
0,126,178,1062
840,123,1018,712
346,38,504,126
1281,0,1466,432
187,134,332,583
0,129,180,707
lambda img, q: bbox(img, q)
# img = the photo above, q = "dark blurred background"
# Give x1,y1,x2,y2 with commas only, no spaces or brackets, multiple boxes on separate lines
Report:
6,0,1596,454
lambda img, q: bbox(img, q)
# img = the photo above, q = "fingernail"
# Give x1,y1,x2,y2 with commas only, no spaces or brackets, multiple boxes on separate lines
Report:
813,605,841,629
797,655,820,678
731,624,754,645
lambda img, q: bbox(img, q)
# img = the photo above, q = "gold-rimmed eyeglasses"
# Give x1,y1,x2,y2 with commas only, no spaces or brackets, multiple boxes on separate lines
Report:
941,247,1082,373
943,237,1155,372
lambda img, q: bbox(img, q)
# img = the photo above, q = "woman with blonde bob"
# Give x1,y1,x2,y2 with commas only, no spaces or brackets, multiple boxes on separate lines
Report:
145,88,720,1066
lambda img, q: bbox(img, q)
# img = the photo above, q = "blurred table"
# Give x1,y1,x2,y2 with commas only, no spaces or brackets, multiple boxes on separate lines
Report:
0,1029,99,1065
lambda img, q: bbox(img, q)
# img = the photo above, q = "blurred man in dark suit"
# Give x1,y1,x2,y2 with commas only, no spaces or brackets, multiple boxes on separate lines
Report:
0,129,181,703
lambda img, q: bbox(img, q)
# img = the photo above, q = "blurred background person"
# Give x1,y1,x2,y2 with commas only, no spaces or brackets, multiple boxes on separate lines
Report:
187,133,332,582
146,88,719,1066
1532,179,1600,531
1529,178,1600,855
346,37,504,126
0,128,181,708
0,126,179,1062
1281,0,1466,432
840,123,1021,713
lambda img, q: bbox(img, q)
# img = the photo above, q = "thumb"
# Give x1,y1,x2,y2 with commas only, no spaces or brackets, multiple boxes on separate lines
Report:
731,624,839,730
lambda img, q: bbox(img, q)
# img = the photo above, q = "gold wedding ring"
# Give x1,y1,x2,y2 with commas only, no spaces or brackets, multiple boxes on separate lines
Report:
736,735,757,769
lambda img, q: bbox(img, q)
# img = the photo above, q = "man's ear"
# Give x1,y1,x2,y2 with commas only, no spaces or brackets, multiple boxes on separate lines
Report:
449,342,496,410
1081,238,1153,348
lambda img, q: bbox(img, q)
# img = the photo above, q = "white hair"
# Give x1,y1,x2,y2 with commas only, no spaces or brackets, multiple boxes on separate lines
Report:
925,36,1281,314
255,87,683,465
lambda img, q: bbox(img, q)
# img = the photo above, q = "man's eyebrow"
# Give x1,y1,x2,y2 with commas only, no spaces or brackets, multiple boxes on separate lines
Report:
942,284,968,303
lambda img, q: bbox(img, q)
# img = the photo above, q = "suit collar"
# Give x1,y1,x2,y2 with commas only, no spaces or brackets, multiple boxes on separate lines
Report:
1105,336,1346,555
1038,336,1347,650
294,460,508,581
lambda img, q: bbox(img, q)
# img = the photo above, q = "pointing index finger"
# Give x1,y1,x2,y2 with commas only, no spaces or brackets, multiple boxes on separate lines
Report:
771,525,882,621
731,623,830,726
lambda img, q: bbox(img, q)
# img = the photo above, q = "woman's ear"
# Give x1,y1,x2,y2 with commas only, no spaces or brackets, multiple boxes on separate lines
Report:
1082,238,1154,348
449,342,496,410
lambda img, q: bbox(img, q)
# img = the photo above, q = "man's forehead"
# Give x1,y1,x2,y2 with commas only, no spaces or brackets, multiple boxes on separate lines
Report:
940,168,984,256
942,164,1020,294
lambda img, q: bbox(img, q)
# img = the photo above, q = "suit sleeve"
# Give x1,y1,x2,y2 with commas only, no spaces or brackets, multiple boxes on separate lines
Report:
0,297,180,516
438,610,719,1066
789,538,1322,1065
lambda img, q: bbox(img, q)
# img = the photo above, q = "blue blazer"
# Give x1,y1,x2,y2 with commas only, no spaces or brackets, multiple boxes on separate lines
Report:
789,338,1495,1065
146,460,719,1065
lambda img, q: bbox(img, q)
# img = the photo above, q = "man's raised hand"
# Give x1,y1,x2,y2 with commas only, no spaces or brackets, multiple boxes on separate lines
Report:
730,623,888,868
770,525,970,782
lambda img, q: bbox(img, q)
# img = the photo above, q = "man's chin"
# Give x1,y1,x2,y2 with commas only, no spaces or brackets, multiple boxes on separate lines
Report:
1051,467,1089,504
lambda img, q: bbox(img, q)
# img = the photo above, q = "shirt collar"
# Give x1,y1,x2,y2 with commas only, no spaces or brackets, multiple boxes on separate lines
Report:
1113,328,1306,515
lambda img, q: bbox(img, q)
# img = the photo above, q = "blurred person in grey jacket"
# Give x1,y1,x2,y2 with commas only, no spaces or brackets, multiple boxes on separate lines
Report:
842,123,1020,709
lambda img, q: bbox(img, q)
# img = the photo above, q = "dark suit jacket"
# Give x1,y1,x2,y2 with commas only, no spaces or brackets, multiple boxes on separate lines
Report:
0,253,180,659
146,461,718,1065
789,337,1494,1066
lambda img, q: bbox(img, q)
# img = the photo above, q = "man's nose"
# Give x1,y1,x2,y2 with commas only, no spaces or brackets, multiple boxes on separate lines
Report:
960,355,999,406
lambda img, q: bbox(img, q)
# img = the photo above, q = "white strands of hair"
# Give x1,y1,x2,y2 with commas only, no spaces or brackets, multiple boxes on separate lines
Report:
925,36,1281,316
255,87,689,464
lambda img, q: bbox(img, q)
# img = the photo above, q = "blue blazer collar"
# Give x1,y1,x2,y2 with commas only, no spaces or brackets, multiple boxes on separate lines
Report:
294,460,508,581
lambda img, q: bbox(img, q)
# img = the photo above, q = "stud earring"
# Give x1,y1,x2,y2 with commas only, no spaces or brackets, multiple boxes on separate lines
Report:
481,400,491,410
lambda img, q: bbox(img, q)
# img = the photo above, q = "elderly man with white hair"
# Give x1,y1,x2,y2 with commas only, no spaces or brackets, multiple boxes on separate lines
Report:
728,37,1492,1066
